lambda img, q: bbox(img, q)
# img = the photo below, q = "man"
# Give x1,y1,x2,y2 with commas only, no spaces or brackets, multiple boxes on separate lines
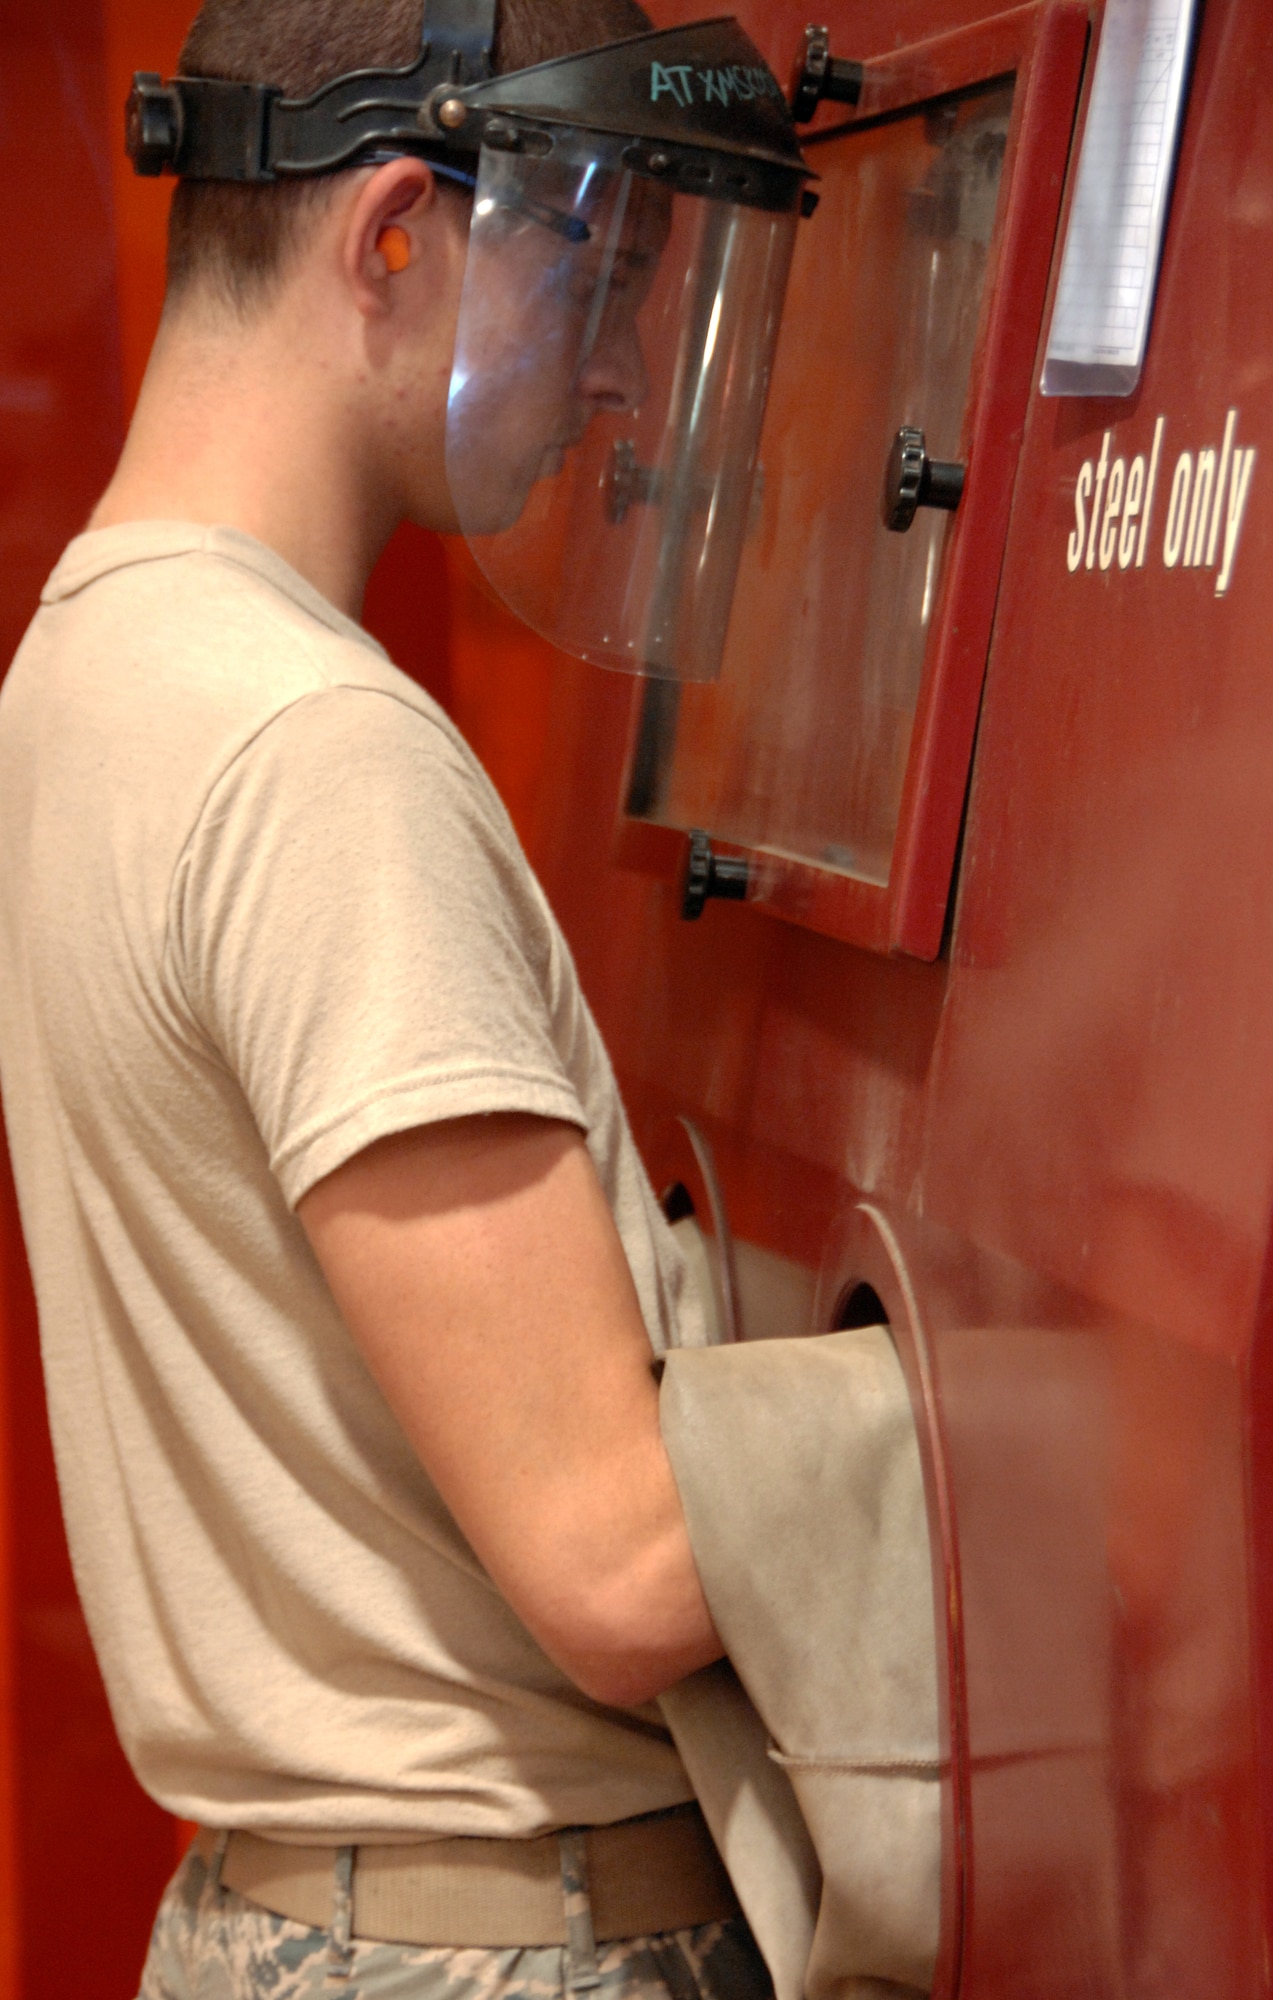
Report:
0,1,806,1994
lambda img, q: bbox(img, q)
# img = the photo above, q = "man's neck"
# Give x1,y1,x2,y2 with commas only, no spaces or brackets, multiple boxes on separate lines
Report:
92,296,400,620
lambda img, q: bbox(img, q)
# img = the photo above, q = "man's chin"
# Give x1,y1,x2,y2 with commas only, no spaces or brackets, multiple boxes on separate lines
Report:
451,463,567,539
465,493,534,538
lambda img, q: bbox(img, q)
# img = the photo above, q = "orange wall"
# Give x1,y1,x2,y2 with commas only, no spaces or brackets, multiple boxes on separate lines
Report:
0,8,182,1994
102,0,186,417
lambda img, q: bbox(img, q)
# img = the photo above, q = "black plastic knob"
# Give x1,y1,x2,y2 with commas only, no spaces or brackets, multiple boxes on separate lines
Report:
126,73,184,176
882,427,965,533
682,832,750,922
790,25,864,124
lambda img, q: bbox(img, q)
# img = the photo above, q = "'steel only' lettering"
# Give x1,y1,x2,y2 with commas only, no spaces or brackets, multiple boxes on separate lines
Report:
1065,410,1255,598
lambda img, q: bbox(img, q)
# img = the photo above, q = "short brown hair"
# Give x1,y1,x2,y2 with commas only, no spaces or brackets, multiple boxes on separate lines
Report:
167,0,651,309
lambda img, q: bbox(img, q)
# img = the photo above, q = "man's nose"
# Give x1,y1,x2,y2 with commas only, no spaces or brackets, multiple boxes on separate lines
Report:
575,318,648,414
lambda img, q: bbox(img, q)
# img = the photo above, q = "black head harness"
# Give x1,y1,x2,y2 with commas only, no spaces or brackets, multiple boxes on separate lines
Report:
128,1,810,213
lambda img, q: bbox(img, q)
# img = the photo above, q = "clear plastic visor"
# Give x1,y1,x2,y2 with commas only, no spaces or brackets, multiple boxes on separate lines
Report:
446,130,798,681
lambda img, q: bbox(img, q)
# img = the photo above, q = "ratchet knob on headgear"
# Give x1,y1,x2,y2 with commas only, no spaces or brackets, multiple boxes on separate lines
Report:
882,426,965,533
419,85,478,139
127,73,185,176
436,95,469,131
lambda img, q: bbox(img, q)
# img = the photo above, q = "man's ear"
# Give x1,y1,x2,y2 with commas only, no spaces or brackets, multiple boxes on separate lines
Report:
344,157,442,318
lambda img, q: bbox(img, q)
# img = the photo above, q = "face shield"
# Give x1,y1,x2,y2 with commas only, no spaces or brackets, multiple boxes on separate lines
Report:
126,8,811,679
447,130,799,681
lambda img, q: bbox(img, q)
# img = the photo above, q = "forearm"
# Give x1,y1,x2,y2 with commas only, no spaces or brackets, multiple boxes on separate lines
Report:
478,1415,722,1708
300,1114,723,1710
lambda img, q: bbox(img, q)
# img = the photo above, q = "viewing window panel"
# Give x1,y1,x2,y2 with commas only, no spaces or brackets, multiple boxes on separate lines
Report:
631,81,1013,887
620,4,1089,958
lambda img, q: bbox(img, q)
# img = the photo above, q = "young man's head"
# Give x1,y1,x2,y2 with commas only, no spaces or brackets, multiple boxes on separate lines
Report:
157,0,656,541
109,1,807,659
167,0,653,313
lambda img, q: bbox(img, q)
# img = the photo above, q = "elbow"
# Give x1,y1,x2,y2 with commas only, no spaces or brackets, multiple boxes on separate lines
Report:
493,1504,722,1709
563,1648,681,1711
529,1579,722,1711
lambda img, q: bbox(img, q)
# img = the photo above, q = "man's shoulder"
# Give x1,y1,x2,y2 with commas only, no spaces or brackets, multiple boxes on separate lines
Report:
38,524,417,706
0,522,483,888
12,521,463,768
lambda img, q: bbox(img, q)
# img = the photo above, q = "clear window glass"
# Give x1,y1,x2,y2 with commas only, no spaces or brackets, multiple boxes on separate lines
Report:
628,79,1015,887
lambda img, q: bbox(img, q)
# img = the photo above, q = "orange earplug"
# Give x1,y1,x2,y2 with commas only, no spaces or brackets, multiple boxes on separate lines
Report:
378,225,411,274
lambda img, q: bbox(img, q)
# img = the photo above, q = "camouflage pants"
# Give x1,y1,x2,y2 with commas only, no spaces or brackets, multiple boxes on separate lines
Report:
136,1838,773,2000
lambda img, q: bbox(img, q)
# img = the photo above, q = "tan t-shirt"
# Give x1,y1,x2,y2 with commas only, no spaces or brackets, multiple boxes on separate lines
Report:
0,522,703,1839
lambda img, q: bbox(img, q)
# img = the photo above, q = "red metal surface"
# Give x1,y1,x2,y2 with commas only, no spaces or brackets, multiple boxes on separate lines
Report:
917,0,1273,1980
886,0,1086,956
453,0,1273,1991
851,2,1043,116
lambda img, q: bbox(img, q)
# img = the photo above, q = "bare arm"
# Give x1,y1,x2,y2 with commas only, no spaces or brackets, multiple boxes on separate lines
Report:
298,1113,721,1708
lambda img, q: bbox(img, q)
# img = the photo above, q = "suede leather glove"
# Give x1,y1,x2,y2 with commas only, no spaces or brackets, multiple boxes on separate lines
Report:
658,1328,941,2000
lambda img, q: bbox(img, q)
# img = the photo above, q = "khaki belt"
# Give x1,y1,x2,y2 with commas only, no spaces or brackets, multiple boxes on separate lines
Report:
196,1802,740,1949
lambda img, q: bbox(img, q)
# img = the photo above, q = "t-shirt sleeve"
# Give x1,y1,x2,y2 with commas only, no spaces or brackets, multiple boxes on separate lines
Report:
171,685,587,1207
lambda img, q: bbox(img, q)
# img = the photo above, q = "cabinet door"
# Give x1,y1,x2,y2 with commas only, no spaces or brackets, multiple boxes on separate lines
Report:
621,1,1088,959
